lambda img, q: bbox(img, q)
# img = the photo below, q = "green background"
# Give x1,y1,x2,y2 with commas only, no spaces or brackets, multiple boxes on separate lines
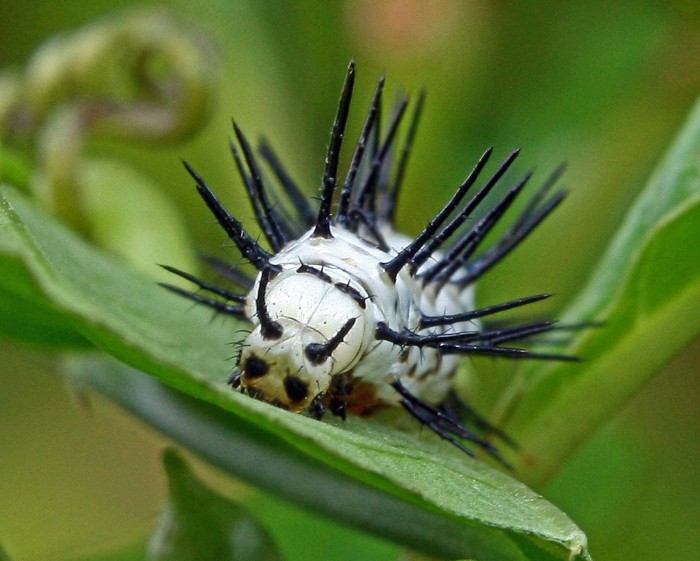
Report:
1,1,698,560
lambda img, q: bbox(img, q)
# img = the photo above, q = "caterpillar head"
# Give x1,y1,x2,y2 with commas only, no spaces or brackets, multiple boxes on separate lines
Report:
236,266,369,412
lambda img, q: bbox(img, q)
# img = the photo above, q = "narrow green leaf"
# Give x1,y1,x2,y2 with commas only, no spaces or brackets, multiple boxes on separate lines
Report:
244,491,399,561
0,189,90,346
0,187,590,560
71,354,568,561
148,449,282,561
502,98,700,485
0,183,232,361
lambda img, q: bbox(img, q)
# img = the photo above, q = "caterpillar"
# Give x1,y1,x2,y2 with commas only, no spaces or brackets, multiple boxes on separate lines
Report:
162,61,578,464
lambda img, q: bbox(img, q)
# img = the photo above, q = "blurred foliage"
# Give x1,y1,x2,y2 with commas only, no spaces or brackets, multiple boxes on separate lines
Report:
148,450,283,561
0,2,699,561
0,7,214,276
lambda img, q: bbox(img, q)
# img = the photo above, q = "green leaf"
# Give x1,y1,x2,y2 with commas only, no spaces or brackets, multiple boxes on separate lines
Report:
0,187,589,560
0,186,90,346
244,489,399,561
148,449,282,561
502,97,700,485
71,355,582,561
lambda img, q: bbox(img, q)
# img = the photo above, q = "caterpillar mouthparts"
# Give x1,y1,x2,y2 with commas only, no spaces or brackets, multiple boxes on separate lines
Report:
163,60,581,466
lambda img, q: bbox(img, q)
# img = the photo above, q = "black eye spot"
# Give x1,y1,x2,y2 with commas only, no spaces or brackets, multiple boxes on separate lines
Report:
284,376,309,402
243,355,269,379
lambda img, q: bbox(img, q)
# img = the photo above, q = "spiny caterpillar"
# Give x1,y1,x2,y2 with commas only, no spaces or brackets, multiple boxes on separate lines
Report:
163,61,579,464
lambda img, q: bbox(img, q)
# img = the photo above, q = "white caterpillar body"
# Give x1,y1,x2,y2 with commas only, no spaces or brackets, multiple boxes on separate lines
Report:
166,62,576,459
240,225,475,414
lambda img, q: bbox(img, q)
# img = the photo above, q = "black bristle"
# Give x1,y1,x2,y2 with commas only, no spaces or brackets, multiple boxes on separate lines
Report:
376,322,478,347
439,392,518,450
382,89,426,223
159,264,246,303
424,171,533,286
370,87,382,160
420,293,551,328
353,97,408,223
314,60,356,239
304,317,357,364
376,320,580,362
159,282,246,318
412,148,517,270
511,162,566,232
255,266,284,339
182,160,271,271
380,149,491,282
391,380,511,467
231,122,289,251
439,343,581,362
258,138,317,228
336,75,385,225
468,320,557,345
348,207,390,251
375,96,404,207
377,319,550,347
200,254,254,290
263,187,305,240
455,189,567,286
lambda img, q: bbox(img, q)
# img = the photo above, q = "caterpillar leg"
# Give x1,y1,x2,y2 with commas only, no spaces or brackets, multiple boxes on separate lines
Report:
391,380,511,469
310,373,389,421
309,376,353,421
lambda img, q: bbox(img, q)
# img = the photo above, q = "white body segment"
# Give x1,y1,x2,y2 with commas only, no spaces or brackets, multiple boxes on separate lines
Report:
239,224,477,412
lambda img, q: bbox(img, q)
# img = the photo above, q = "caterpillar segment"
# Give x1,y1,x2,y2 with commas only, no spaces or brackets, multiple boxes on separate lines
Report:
165,61,581,463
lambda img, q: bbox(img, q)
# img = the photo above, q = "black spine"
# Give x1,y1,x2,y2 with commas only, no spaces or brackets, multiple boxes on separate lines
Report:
353,98,408,221
412,147,516,268
376,322,580,361
258,138,317,228
159,264,246,303
231,122,289,251
304,318,357,364
255,266,284,339
439,343,579,361
348,208,390,251
420,293,551,328
200,254,254,289
380,150,493,282
391,380,509,466
336,75,385,225
314,60,356,238
424,172,532,286
456,189,567,286
159,283,246,318
383,89,426,223
183,160,271,271
511,162,566,232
